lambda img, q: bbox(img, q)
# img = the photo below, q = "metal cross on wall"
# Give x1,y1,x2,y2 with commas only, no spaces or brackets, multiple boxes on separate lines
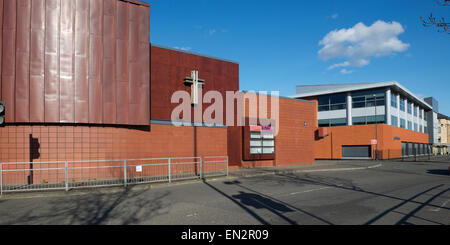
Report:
184,70,205,105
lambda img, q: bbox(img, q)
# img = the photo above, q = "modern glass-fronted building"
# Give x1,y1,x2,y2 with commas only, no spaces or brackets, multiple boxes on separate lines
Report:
291,81,433,133
290,81,436,159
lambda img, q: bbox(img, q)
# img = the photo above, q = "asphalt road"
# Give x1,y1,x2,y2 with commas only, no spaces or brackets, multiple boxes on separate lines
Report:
0,159,449,225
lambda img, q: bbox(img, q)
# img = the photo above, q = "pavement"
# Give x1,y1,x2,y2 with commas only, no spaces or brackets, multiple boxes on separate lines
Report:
229,160,383,178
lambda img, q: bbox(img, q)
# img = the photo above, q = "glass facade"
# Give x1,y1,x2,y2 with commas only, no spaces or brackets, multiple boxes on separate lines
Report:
318,94,347,112
315,88,429,133
400,98,405,111
353,115,385,125
400,118,406,129
391,93,397,108
318,118,347,127
392,115,398,126
352,90,385,108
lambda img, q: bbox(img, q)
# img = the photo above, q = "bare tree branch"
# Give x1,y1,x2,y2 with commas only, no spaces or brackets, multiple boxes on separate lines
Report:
420,1,450,34
436,0,450,6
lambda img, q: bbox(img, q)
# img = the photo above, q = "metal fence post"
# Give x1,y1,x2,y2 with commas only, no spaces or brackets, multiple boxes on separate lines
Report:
124,160,127,187
168,158,171,183
65,161,68,192
200,157,203,179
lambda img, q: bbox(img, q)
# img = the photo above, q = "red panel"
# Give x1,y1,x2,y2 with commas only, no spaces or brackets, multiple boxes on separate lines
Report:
0,0,3,102
30,0,46,122
127,3,139,125
137,5,149,125
88,0,103,124
2,0,16,122
1,0,150,125
45,0,61,123
59,0,75,122
116,1,129,124
102,0,116,124
74,0,90,123
15,0,31,122
115,0,128,124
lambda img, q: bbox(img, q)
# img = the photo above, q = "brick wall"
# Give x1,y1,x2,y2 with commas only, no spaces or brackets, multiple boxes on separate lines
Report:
0,123,227,164
314,124,429,159
239,95,316,168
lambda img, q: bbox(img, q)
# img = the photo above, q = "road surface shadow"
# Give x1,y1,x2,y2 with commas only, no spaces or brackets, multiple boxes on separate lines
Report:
222,180,334,225
231,191,297,225
0,187,170,225
426,169,450,176
266,172,449,225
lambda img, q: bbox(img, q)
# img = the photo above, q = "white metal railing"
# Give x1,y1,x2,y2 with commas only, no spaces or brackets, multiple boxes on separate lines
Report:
0,156,228,195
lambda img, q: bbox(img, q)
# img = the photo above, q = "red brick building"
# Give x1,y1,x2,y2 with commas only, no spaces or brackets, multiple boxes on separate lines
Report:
0,0,316,178
291,82,433,160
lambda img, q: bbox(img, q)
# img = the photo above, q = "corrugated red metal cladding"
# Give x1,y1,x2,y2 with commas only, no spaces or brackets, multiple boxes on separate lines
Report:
0,0,150,125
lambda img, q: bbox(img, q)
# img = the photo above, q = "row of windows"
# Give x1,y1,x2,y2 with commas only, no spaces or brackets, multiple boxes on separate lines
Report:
391,93,424,119
352,115,385,125
352,90,386,109
319,115,386,127
318,90,387,112
402,142,432,157
318,94,347,112
318,118,347,127
391,115,426,132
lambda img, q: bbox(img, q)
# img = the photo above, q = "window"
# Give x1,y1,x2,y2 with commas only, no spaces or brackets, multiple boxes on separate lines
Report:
352,90,385,108
318,94,347,112
318,118,347,127
399,99,405,112
400,118,406,129
414,106,418,117
330,118,347,126
420,125,423,132
414,123,418,131
408,121,412,130
391,93,397,108
407,103,412,114
419,110,423,119
318,119,330,127
353,115,385,125
391,116,398,127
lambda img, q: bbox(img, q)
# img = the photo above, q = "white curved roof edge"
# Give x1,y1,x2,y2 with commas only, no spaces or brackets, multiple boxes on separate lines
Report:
288,81,433,110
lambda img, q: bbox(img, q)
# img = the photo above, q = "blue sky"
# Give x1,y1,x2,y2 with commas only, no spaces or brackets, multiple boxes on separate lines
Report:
144,0,450,116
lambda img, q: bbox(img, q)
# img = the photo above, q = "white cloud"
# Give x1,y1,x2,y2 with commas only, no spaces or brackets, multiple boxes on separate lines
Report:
331,13,339,19
174,47,192,51
209,29,217,36
328,61,350,70
319,20,410,70
340,69,354,75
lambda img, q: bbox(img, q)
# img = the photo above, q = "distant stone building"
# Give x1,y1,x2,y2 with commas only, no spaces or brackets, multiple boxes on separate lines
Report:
437,113,450,155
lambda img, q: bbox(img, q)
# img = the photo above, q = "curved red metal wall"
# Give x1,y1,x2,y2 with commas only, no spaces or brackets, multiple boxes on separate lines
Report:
0,0,150,125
